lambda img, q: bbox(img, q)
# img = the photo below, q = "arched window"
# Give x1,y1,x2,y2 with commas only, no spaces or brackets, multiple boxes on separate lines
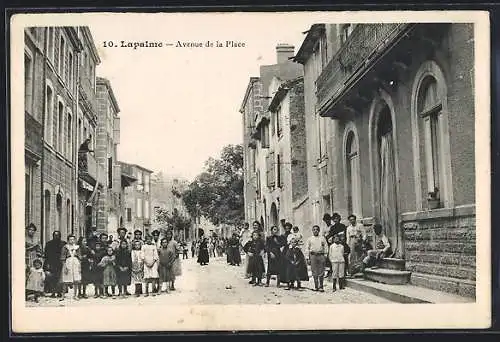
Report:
411,61,453,210
345,130,362,217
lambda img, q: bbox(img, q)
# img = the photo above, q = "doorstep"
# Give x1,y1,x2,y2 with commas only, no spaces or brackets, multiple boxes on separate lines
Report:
345,278,475,304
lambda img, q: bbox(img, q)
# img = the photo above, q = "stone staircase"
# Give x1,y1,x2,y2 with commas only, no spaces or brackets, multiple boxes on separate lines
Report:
363,258,412,285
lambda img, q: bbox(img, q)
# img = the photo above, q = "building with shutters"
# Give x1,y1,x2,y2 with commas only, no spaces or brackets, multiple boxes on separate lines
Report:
293,23,475,297
240,44,303,236
120,162,153,236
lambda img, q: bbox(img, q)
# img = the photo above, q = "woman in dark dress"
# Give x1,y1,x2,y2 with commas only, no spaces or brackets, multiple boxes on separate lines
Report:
197,237,209,265
115,240,132,297
265,226,286,287
284,237,309,290
243,231,266,286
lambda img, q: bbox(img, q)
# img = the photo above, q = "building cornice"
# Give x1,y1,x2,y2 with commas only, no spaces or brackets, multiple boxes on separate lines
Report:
96,76,120,113
293,24,325,65
119,161,154,174
80,26,101,65
239,77,260,114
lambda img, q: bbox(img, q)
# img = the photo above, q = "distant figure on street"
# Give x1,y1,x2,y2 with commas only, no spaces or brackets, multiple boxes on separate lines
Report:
228,232,242,266
191,241,196,258
197,236,210,266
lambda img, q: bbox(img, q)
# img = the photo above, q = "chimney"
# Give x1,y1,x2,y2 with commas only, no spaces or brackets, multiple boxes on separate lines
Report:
276,43,295,64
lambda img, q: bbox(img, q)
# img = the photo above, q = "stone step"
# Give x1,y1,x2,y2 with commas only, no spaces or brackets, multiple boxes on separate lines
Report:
364,268,411,285
346,278,475,304
378,257,406,270
410,272,476,298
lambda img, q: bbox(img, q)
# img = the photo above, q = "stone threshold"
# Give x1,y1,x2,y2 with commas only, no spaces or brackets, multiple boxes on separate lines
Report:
345,278,475,304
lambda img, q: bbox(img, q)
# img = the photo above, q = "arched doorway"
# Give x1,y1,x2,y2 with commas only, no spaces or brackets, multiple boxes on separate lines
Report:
374,103,403,258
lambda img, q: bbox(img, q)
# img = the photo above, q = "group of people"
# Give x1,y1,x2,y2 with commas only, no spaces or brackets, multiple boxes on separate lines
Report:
25,224,183,303
193,235,236,266
236,213,392,292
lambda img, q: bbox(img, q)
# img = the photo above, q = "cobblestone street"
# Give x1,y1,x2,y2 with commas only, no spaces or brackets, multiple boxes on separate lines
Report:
27,255,391,307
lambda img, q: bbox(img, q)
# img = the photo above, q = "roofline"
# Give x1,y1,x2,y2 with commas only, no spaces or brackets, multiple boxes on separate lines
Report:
80,27,101,64
119,161,154,174
64,27,84,53
268,77,304,112
96,77,120,113
292,24,326,65
239,77,260,114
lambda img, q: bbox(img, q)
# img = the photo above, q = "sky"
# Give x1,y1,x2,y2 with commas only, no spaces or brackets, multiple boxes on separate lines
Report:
86,13,317,181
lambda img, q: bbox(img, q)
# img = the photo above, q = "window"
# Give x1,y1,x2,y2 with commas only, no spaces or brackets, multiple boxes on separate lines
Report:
144,200,150,219
345,130,362,217
47,27,55,63
144,174,150,193
83,126,87,143
276,106,282,138
57,101,64,154
108,157,113,188
59,34,66,78
127,208,132,222
78,118,82,146
24,51,34,114
56,193,63,235
266,152,275,187
136,198,143,218
418,77,442,204
256,170,261,197
45,84,54,145
136,170,143,190
67,112,72,160
276,154,282,188
261,123,270,148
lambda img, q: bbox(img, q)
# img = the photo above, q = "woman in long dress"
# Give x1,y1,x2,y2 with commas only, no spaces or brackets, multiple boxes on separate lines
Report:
77,237,92,298
265,226,286,287
60,235,82,300
115,240,132,297
197,237,209,265
98,246,117,297
243,231,266,286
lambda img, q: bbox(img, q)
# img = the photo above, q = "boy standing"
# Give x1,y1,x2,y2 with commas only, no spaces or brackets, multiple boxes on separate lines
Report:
328,235,346,291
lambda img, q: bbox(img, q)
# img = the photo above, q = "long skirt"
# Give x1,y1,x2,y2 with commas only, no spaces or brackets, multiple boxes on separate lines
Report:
159,264,175,282
230,247,241,265
247,255,265,279
310,254,326,277
131,270,144,284
144,264,159,280
173,258,182,276
116,268,131,286
62,256,81,284
198,248,209,264
266,253,283,276
81,260,92,285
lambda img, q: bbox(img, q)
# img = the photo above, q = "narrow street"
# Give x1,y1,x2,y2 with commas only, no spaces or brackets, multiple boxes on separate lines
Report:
28,255,391,307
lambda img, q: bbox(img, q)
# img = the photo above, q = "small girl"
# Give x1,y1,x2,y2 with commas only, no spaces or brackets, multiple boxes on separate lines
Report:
131,240,145,297
243,231,265,286
61,235,82,301
328,234,345,291
158,238,174,294
77,237,92,299
284,238,309,290
98,246,117,297
287,226,304,249
91,241,106,298
26,258,45,303
115,240,132,297
142,235,159,296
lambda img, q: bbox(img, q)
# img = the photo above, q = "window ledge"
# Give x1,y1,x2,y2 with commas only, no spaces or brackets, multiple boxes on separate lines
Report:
401,204,475,222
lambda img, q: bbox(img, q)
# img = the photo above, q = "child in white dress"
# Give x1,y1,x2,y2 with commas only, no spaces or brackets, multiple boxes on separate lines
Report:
26,258,45,302
142,235,159,297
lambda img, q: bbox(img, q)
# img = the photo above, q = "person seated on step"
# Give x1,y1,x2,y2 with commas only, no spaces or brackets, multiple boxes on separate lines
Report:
361,224,391,271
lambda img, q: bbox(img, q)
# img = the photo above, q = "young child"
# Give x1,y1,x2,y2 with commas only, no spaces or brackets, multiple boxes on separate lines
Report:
339,232,351,278
60,235,82,301
98,246,117,297
115,240,132,297
26,258,45,303
243,231,265,286
284,238,309,290
287,226,304,249
91,241,106,298
328,234,346,291
78,237,92,299
131,240,145,297
158,238,174,294
142,234,159,296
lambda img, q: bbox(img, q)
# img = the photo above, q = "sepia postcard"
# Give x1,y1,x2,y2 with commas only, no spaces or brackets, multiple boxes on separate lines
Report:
10,10,491,333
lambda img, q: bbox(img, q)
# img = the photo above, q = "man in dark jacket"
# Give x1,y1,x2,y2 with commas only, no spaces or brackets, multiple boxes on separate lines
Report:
43,230,66,297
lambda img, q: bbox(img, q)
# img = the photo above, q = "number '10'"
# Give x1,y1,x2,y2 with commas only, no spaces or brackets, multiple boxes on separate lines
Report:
103,41,114,47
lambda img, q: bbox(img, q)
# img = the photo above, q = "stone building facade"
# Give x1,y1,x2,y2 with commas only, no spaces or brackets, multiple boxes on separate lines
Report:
240,44,303,236
293,23,475,297
120,162,153,236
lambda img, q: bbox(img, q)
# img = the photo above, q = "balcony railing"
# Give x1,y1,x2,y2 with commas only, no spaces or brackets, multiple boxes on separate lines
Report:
25,112,43,160
78,152,106,186
316,24,410,114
